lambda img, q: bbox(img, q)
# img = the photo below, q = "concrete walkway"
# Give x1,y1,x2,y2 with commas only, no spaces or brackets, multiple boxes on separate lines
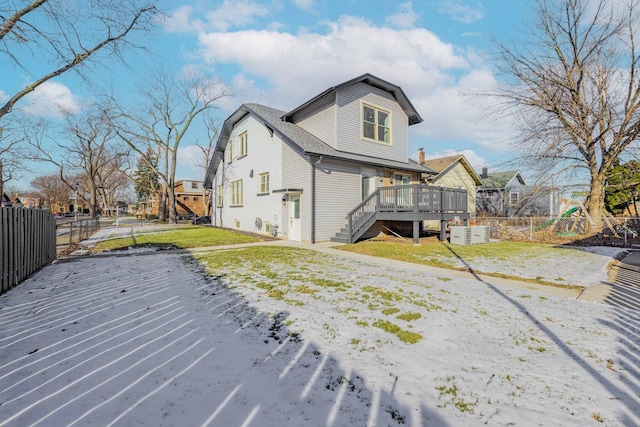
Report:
579,250,640,310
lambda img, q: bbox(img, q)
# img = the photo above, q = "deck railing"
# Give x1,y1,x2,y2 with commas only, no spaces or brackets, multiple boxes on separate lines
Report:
346,185,468,243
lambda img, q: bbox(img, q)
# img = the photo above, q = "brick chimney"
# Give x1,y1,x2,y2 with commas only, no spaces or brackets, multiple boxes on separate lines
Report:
418,148,425,165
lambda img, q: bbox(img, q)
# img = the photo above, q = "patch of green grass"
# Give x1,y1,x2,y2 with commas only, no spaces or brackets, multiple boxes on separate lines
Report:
382,307,401,315
339,240,586,290
372,320,422,344
93,226,261,252
396,312,421,321
355,319,369,327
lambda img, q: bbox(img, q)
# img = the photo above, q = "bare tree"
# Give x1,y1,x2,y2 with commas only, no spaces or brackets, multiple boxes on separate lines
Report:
0,0,158,192
30,173,70,212
28,107,129,217
193,117,219,216
488,0,640,227
110,72,229,223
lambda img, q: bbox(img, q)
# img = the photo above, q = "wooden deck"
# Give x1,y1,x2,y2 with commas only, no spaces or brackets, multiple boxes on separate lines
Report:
334,185,470,244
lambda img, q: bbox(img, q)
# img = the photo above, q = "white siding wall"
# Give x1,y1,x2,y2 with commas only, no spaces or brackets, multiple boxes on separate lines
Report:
214,115,283,236
315,158,383,242
295,97,337,149
335,82,409,163
281,141,311,241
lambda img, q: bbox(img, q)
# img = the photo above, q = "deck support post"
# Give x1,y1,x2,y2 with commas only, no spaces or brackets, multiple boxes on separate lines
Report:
413,221,420,245
439,219,447,242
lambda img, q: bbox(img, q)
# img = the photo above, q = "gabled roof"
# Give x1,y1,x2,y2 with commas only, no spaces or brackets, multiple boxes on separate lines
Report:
479,170,525,190
205,103,434,187
423,155,483,185
281,73,423,126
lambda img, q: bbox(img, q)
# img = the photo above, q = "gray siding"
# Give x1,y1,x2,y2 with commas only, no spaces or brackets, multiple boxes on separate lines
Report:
335,82,409,163
314,158,362,242
295,97,337,149
282,141,311,241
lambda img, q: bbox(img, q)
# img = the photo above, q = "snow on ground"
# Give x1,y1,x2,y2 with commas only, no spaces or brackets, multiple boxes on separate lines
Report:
0,231,638,426
427,245,625,287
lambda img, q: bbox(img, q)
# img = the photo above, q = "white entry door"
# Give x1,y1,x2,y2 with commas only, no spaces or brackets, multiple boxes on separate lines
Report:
289,194,301,241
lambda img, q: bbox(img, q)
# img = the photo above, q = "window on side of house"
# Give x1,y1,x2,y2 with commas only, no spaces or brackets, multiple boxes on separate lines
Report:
216,185,223,207
231,179,243,206
258,172,270,194
227,140,233,163
191,182,198,189
509,192,519,206
239,131,248,158
362,103,391,144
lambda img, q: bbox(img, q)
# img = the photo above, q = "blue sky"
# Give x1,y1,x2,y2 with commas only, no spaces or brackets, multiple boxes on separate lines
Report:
3,0,531,191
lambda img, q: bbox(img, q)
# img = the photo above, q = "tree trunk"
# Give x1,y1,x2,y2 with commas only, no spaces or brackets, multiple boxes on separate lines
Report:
585,177,605,232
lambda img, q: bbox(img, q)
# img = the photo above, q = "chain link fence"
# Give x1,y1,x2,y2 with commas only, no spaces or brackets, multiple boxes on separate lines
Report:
56,218,100,255
470,216,640,248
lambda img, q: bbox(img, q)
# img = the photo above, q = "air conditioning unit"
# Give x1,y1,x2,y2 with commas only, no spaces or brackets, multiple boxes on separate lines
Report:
450,226,471,245
470,225,490,244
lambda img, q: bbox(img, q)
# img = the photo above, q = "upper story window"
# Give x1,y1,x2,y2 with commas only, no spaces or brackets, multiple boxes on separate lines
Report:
190,182,198,190
362,103,391,144
509,192,519,205
239,131,248,158
227,140,233,163
258,172,270,194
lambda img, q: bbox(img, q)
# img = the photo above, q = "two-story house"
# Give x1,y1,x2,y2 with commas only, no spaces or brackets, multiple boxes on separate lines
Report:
204,74,469,243
476,169,561,217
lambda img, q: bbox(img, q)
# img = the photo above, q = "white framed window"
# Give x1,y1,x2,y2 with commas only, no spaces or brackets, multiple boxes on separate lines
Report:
227,141,233,163
362,102,391,144
258,172,270,194
239,131,248,158
216,185,223,207
509,192,519,206
190,182,198,189
231,179,243,206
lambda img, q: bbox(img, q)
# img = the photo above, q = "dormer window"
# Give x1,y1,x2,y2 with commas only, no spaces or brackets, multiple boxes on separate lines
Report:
362,103,391,144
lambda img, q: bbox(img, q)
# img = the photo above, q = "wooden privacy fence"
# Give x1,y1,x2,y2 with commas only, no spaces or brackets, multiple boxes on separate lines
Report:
1,207,56,294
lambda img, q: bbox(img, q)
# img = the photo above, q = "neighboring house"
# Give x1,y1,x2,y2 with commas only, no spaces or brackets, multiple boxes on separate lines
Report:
204,74,469,243
138,180,209,219
174,180,209,219
1,193,13,207
419,150,482,219
476,169,561,217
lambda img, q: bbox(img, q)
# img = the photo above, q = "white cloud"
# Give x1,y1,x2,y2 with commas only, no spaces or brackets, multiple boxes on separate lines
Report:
0,89,7,103
194,15,514,148
385,2,420,29
163,1,270,33
198,15,469,108
292,0,314,11
20,81,80,118
438,0,485,24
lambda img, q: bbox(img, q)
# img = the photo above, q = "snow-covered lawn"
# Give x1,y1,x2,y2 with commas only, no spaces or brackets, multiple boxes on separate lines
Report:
0,244,638,426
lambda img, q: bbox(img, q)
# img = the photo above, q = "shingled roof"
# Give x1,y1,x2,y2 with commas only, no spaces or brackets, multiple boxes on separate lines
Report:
479,170,525,190
205,103,434,187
